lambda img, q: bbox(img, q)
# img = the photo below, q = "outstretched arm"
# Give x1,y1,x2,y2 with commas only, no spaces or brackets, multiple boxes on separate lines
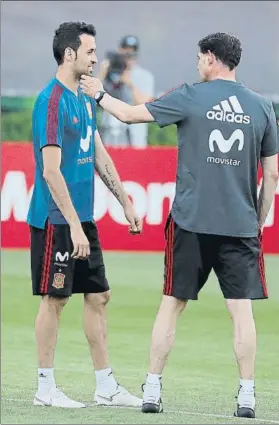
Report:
80,76,189,129
80,75,154,124
99,95,154,124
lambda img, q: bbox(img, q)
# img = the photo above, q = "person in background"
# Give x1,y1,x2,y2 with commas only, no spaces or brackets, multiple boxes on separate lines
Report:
98,35,155,148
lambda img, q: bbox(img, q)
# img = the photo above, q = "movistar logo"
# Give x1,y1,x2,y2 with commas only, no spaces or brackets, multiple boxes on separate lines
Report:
80,126,92,153
209,129,244,153
55,251,69,262
206,128,244,167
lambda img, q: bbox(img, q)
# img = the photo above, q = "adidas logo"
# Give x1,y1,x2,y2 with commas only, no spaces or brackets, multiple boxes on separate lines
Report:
206,96,251,124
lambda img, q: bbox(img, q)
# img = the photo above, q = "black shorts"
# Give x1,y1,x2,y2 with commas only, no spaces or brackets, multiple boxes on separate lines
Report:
30,221,109,297
163,215,268,301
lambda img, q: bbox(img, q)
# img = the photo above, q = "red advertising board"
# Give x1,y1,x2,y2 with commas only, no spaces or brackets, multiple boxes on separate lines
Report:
1,143,278,253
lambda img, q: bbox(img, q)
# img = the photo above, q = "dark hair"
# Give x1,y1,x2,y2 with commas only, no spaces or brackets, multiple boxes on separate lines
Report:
53,21,96,65
198,32,242,70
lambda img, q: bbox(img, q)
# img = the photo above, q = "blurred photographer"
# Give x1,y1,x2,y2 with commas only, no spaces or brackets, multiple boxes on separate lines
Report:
98,35,154,148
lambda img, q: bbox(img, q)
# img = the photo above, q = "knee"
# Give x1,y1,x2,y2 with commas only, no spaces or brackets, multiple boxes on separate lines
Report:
175,298,187,314
162,295,187,315
42,295,69,313
99,291,111,305
226,299,254,323
85,291,111,309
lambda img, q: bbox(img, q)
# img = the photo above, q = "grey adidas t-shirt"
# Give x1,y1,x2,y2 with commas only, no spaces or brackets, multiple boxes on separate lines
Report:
145,80,279,237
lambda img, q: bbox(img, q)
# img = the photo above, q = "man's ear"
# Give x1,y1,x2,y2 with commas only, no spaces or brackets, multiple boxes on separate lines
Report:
207,51,216,66
65,47,74,61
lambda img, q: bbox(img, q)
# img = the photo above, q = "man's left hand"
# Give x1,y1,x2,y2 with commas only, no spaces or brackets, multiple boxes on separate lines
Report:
80,75,104,98
124,203,143,235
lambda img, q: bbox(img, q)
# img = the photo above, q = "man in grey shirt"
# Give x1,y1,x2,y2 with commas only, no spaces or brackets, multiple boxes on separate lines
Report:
80,32,279,418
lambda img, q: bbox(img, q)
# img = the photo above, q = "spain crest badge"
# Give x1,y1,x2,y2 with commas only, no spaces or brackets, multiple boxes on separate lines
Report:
52,273,65,289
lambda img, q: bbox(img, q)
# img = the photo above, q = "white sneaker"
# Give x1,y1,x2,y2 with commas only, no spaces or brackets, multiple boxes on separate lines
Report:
94,385,142,407
33,387,86,408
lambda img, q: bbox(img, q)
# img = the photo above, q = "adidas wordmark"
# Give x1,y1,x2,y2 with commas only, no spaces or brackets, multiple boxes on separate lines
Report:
206,96,251,124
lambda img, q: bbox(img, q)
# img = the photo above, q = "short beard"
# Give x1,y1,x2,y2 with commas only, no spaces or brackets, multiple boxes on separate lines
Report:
76,69,92,82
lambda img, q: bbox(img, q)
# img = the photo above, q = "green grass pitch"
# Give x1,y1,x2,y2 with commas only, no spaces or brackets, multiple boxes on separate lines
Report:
1,250,279,424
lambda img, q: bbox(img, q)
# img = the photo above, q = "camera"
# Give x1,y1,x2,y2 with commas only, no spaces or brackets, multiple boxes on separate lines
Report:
105,51,127,87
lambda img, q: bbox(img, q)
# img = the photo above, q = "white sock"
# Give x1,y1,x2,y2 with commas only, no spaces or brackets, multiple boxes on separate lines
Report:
143,373,162,402
238,379,255,409
95,368,118,395
38,368,56,395
239,379,255,392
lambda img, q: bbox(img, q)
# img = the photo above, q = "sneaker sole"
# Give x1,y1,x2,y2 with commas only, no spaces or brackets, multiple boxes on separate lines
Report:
142,403,162,413
33,398,86,408
94,395,142,408
234,407,255,418
95,401,142,408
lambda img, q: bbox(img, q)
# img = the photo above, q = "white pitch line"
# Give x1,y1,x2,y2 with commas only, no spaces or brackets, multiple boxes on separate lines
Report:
2,397,279,424
105,405,279,424
164,408,279,424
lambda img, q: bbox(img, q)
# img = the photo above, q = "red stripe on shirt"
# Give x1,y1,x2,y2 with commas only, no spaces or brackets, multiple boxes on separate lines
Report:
47,84,63,145
148,83,186,103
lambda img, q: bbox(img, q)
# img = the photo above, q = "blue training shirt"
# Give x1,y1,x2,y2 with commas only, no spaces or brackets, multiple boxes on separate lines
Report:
27,78,97,229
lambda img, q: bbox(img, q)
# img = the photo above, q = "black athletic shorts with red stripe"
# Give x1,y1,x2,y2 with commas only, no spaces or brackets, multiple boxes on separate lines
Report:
163,214,268,301
30,221,109,297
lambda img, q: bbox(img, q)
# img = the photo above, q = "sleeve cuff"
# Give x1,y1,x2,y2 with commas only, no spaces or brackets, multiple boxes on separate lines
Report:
145,102,166,128
261,149,279,157
40,144,62,151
